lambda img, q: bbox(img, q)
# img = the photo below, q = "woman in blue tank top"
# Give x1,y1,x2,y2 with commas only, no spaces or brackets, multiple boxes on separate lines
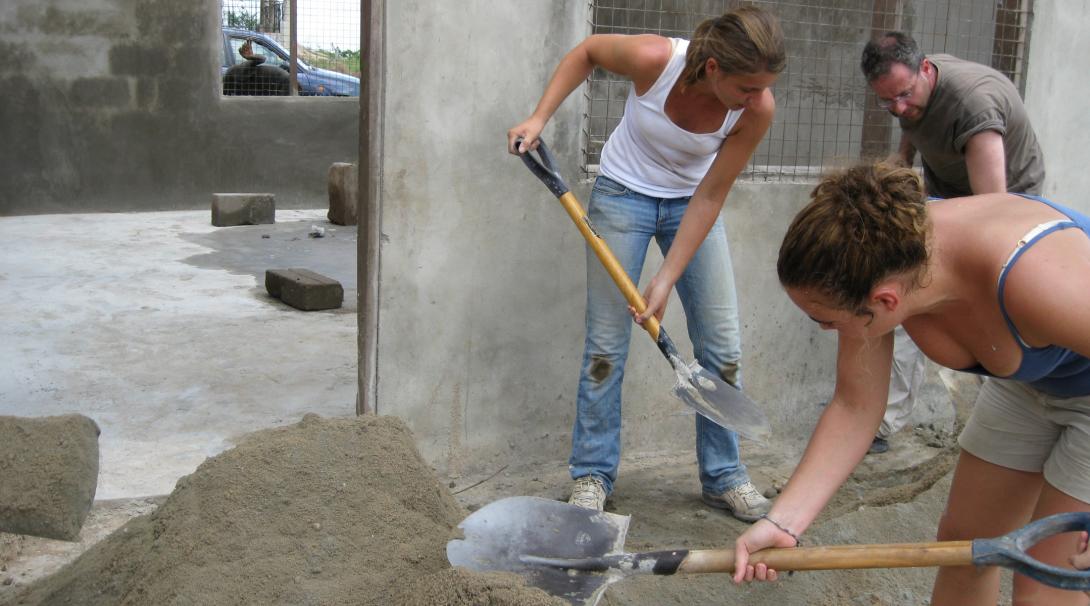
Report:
733,162,1090,605
506,8,785,521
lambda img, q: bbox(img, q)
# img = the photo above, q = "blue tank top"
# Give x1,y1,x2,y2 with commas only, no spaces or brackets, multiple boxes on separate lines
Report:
958,195,1090,397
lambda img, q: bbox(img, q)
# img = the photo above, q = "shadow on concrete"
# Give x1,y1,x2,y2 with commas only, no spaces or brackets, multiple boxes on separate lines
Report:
180,218,358,312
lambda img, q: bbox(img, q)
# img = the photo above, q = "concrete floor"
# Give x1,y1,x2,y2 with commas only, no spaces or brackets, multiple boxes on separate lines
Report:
0,209,358,499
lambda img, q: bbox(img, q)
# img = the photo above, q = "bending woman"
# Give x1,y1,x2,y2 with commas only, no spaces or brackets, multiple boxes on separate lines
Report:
733,162,1090,605
507,7,784,519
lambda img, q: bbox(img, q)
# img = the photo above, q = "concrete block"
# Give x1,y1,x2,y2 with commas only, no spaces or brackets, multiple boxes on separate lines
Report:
327,162,358,226
265,268,343,311
0,414,100,541
211,193,275,227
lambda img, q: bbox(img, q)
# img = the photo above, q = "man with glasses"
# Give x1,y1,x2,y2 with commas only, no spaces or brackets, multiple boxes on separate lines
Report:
857,31,1045,454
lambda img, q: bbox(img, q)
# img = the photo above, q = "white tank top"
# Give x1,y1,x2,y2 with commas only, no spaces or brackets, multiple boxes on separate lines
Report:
599,38,744,198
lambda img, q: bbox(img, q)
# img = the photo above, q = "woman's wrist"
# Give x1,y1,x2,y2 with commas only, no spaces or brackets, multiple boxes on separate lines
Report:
759,513,802,547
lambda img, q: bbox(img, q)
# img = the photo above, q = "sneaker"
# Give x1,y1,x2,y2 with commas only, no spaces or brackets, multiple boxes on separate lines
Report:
868,436,890,454
568,476,607,511
702,481,772,522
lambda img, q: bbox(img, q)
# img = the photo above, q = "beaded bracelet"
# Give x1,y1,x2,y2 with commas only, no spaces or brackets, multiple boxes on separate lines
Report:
759,513,802,547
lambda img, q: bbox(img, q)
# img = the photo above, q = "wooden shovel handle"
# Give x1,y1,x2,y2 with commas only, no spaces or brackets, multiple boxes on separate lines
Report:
556,191,662,340
678,542,973,574
515,137,661,340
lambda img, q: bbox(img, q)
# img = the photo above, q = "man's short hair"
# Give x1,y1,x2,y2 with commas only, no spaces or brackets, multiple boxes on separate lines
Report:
861,32,925,82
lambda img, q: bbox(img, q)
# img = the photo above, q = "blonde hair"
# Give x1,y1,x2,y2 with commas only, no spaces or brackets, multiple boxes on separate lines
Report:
682,5,786,86
777,162,931,315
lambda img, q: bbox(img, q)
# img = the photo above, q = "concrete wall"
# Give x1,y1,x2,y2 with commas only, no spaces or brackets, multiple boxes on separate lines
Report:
0,0,357,214
1024,1,1090,209
373,1,836,476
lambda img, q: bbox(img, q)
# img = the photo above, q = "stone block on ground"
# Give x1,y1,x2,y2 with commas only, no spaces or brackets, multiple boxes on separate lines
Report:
0,414,100,541
211,193,276,227
327,162,358,226
265,268,343,311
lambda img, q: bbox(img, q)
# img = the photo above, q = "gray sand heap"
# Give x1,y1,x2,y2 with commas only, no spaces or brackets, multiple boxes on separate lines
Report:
0,415,100,542
2,414,564,606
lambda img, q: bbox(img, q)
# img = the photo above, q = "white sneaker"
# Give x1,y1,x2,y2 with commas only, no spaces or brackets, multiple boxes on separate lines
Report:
702,481,771,522
568,476,607,511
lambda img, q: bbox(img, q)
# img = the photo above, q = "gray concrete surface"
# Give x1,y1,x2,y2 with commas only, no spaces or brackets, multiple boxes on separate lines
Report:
0,209,357,499
1025,0,1090,205
0,0,357,214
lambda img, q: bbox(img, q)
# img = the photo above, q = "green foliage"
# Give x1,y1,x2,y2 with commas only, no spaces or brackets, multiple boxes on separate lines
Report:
300,45,362,78
225,9,259,31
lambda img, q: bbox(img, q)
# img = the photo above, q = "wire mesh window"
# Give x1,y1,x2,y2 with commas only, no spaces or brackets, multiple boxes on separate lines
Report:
220,0,361,97
584,0,1034,181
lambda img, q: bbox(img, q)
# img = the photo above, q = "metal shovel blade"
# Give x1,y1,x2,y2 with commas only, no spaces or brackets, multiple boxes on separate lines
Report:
667,354,772,443
447,496,631,606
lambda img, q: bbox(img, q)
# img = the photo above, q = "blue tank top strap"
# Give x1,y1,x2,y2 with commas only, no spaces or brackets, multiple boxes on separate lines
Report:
996,219,1078,348
979,194,1090,396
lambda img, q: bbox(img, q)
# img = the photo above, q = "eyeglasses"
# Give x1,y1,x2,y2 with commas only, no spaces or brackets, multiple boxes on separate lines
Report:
876,71,919,109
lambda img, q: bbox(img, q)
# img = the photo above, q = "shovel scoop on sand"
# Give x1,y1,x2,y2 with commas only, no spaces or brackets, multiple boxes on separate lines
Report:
447,496,1090,606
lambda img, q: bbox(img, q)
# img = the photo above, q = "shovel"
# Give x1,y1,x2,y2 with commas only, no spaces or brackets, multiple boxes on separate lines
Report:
447,496,1090,605
515,138,771,442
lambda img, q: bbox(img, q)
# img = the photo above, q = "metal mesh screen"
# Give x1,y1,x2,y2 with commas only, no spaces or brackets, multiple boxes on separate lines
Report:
584,0,1034,181
220,0,360,97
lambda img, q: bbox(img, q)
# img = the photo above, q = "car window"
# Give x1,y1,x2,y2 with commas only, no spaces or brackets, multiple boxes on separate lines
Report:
228,37,284,67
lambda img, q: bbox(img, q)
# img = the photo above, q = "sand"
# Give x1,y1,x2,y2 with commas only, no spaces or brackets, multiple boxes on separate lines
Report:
2,371,1007,605
1,414,562,606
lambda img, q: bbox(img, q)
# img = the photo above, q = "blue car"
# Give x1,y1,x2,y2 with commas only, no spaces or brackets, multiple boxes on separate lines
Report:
221,27,360,96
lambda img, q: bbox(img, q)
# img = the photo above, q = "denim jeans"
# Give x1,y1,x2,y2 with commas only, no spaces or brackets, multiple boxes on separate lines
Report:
568,175,750,495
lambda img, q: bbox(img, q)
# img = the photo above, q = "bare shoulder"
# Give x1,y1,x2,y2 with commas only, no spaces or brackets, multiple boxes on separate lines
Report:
621,34,672,79
584,33,671,82
1002,227,1090,352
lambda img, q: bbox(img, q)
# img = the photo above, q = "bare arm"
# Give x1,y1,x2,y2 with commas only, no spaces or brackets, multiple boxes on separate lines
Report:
634,90,775,323
963,130,1007,194
733,329,893,582
888,135,917,167
507,34,670,153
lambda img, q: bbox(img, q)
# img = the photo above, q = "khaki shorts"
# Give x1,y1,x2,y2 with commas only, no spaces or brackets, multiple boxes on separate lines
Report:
959,377,1090,504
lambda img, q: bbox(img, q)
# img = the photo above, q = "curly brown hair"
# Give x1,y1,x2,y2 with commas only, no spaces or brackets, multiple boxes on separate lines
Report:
681,5,786,86
777,162,931,315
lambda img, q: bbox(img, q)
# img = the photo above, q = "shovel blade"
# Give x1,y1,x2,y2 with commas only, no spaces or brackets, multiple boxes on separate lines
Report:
447,496,630,605
671,360,772,443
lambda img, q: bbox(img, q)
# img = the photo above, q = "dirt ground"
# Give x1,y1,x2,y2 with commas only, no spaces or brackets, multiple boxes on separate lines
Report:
0,369,1019,606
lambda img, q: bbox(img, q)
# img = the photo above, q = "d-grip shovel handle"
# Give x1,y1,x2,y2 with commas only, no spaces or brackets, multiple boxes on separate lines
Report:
515,137,664,342
515,137,570,198
972,511,1090,591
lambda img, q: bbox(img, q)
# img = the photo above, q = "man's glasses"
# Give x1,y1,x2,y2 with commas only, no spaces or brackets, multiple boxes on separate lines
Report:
876,71,919,109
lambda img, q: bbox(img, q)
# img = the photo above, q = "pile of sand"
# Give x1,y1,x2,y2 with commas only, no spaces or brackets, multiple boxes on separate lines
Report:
2,414,564,606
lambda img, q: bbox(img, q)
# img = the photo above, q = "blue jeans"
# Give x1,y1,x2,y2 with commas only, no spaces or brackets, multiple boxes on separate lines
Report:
569,175,750,495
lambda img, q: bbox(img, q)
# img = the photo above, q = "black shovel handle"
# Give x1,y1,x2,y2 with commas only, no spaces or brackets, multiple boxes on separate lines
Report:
514,137,570,198
972,511,1090,590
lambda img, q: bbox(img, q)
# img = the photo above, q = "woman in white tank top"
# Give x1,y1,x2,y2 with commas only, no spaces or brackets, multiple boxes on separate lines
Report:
507,7,786,526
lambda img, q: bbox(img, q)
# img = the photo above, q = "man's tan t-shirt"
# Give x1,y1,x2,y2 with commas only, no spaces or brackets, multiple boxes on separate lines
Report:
900,54,1044,197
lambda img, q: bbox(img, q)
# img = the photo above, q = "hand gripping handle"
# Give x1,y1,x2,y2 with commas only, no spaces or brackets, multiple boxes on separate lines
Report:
514,138,570,199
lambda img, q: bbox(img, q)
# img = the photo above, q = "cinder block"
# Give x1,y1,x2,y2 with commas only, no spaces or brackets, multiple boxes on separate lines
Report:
327,162,358,226
0,414,100,541
265,268,343,311
212,193,276,227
